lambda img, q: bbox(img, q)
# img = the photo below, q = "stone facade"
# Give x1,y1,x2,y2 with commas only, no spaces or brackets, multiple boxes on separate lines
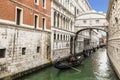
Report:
0,24,51,73
0,0,51,78
51,0,91,60
107,0,120,79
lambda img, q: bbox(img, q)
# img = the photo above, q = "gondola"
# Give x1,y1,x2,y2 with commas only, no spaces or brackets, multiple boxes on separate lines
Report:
54,56,83,70
92,48,96,52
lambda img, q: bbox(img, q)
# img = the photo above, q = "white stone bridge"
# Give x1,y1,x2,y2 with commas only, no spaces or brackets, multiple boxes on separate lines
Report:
75,10,108,33
71,11,108,54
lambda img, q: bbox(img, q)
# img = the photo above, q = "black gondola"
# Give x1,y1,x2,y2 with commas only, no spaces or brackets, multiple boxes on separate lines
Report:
54,56,83,70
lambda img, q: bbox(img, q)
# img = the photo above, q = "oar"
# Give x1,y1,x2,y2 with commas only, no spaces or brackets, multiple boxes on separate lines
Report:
65,64,81,72
69,66,81,72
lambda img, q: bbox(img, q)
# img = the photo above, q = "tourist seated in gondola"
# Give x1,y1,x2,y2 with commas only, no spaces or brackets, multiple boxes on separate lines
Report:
68,55,77,65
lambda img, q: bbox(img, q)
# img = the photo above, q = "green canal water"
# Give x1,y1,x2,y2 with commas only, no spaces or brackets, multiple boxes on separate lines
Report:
21,48,119,80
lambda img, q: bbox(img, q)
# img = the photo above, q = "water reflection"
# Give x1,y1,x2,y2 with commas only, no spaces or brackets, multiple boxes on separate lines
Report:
93,49,110,79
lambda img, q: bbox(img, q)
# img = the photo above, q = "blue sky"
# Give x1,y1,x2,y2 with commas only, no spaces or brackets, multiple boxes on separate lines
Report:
88,0,109,13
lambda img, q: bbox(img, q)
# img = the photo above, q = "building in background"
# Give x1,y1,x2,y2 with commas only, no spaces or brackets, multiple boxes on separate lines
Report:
0,0,51,75
51,0,91,60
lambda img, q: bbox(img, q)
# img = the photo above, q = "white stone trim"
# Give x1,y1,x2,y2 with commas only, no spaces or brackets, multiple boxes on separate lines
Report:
44,29,52,32
34,0,39,5
0,19,51,32
21,24,34,29
15,7,23,25
42,0,46,9
0,19,16,25
0,19,35,29
36,27,43,30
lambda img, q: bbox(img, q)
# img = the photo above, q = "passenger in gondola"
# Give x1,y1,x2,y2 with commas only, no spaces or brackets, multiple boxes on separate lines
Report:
68,55,77,65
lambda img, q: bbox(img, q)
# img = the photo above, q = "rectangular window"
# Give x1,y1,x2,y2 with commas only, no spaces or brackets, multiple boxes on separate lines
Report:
16,8,22,25
0,49,6,58
22,48,26,55
37,46,40,53
42,18,46,30
35,0,39,5
54,33,56,40
96,20,99,23
43,0,46,8
34,15,38,28
83,20,86,24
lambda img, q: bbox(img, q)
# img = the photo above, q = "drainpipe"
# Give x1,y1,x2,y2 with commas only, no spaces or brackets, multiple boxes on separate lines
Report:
12,29,16,62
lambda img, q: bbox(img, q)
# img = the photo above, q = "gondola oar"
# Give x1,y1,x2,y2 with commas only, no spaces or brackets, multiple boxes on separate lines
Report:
69,66,81,72
65,64,81,72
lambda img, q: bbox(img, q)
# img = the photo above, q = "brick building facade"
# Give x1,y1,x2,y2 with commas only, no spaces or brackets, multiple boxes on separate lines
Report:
0,0,51,30
0,0,51,77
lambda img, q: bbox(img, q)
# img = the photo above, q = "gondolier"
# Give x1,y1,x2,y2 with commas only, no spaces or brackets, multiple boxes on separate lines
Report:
56,56,61,64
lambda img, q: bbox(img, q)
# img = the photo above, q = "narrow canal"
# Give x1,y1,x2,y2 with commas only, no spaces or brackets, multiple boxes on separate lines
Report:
21,48,119,80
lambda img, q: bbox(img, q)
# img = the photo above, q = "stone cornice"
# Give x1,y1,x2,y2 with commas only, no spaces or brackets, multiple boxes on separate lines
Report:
52,8,75,20
53,0,75,17
76,18,106,20
84,0,92,10
74,1,85,12
79,12,106,16
0,22,51,33
52,27,75,34
74,0,91,12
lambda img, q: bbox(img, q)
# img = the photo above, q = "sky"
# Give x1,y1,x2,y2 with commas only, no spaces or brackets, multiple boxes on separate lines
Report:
88,0,109,36
88,0,109,13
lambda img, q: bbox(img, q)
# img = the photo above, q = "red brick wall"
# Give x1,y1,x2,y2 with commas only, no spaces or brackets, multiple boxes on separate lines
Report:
0,0,51,30
0,0,15,22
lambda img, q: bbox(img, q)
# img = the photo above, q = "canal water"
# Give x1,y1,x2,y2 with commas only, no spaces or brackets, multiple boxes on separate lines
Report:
21,48,119,80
